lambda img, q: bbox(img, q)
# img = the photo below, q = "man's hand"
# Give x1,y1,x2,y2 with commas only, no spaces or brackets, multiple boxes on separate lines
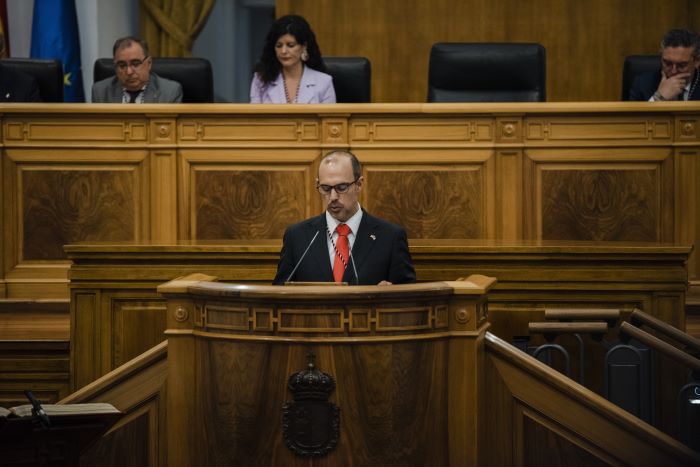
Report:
377,280,392,286
657,70,691,100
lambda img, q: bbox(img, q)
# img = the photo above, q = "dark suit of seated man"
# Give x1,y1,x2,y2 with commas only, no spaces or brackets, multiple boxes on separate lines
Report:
91,36,182,103
273,150,416,285
629,28,700,101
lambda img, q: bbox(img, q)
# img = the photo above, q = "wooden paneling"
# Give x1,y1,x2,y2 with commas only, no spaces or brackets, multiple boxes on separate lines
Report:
0,341,70,407
65,239,690,400
1,103,698,300
0,300,70,407
365,166,484,238
520,406,627,466
194,169,306,239
277,0,692,102
61,341,168,467
160,278,490,466
540,168,660,241
482,333,700,466
22,169,136,259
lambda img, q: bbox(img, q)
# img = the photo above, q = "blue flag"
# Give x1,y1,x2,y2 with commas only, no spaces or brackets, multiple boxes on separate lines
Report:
30,0,84,102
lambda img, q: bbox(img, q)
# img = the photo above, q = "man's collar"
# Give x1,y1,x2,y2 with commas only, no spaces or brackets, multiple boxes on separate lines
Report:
325,204,362,234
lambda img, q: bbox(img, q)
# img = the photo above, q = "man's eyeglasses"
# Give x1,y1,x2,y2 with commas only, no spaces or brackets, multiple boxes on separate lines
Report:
316,179,359,195
662,59,693,72
114,57,149,71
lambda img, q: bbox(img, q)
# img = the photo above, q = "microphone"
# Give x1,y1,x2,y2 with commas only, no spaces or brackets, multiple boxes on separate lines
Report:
348,246,360,285
285,231,320,283
24,390,50,429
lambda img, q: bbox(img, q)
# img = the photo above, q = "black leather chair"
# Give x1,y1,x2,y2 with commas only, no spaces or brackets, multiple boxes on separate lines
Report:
427,43,546,102
93,57,214,103
0,58,64,102
324,57,371,103
621,54,660,100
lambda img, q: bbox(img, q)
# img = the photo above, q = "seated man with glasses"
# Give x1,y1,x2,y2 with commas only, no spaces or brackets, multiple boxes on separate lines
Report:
91,36,182,103
273,150,416,285
629,28,700,101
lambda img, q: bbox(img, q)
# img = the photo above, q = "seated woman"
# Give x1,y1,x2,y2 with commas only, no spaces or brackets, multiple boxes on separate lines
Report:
250,15,336,103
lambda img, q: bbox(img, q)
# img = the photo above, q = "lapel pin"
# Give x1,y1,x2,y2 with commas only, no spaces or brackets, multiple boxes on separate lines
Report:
370,234,376,241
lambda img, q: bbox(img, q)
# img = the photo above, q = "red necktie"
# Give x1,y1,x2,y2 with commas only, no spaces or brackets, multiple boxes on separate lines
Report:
333,224,350,283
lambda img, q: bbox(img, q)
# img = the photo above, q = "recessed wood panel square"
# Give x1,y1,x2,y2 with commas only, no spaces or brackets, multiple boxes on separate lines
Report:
522,410,612,467
541,169,658,241
22,170,136,260
194,170,305,239
113,299,167,368
206,305,250,331
365,169,482,239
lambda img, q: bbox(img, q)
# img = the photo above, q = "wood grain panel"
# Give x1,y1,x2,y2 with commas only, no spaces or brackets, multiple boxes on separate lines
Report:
484,334,700,467
278,0,690,102
365,168,483,238
22,170,136,260
179,119,320,143
540,169,659,241
113,299,167,368
521,408,617,467
72,292,98,390
80,410,150,467
0,341,70,407
4,120,147,143
194,169,306,239
198,340,449,466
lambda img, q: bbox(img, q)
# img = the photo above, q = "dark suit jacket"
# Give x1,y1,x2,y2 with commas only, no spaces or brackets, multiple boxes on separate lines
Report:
91,72,183,103
0,65,41,102
629,71,700,101
273,211,416,285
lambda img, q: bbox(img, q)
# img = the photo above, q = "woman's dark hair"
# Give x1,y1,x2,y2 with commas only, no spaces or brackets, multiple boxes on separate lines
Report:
253,15,326,84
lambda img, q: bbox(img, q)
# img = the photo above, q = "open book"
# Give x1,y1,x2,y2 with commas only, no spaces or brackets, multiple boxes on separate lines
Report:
0,403,118,418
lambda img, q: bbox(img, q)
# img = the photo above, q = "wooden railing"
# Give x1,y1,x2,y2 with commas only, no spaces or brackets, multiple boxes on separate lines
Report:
59,341,168,467
483,332,700,466
630,308,700,354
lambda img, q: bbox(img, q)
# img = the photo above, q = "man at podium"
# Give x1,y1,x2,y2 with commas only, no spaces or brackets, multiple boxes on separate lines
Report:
273,150,416,285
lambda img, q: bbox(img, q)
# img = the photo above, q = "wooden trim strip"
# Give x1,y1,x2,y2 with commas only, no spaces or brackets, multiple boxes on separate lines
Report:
620,322,700,372
630,308,700,352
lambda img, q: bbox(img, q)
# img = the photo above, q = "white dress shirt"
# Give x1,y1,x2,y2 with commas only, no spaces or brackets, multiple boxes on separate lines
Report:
325,205,363,271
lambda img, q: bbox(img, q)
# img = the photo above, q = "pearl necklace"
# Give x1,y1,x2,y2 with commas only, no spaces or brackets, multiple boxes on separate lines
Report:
283,73,302,103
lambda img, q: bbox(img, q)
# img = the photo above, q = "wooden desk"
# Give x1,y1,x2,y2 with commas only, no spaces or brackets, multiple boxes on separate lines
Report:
65,239,690,389
1,103,698,301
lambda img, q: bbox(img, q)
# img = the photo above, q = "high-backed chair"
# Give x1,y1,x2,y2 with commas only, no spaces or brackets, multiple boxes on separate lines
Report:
427,43,546,102
324,57,371,103
621,54,660,100
93,57,214,103
0,58,64,102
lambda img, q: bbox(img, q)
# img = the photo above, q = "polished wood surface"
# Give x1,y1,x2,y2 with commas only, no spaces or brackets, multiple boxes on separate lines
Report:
160,276,492,466
61,341,167,467
1,103,699,301
278,0,700,102
482,333,700,466
158,275,699,466
0,299,70,408
64,239,690,440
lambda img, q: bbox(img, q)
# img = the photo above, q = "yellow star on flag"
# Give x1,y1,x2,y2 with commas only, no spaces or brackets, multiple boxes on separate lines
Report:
64,72,72,86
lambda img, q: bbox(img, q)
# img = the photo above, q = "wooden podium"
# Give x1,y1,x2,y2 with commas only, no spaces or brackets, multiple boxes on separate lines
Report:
159,274,495,466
